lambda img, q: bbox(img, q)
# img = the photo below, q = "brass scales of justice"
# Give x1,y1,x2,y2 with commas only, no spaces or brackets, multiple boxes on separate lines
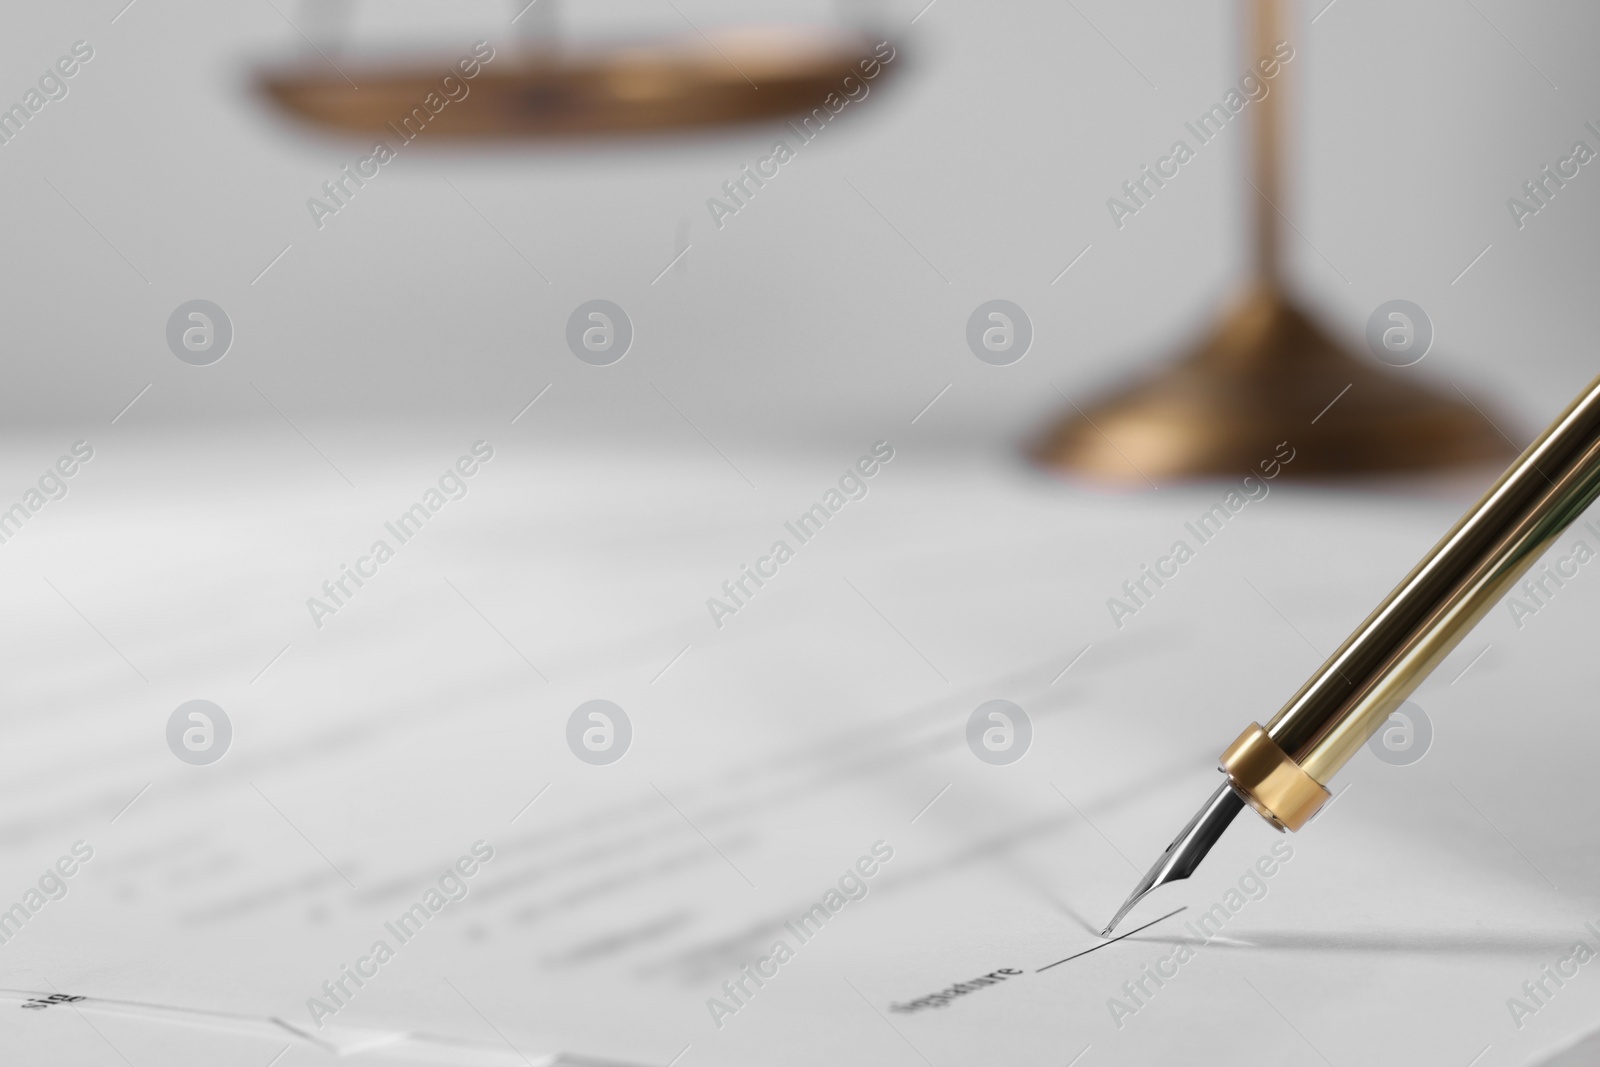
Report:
257,0,1511,483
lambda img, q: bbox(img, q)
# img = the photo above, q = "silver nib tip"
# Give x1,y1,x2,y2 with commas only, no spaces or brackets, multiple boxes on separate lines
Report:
1100,781,1245,937
1099,862,1160,938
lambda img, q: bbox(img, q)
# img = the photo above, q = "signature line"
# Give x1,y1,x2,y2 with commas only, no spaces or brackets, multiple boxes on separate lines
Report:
1036,907,1187,971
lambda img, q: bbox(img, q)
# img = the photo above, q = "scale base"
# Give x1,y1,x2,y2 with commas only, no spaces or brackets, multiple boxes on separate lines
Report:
1033,285,1515,484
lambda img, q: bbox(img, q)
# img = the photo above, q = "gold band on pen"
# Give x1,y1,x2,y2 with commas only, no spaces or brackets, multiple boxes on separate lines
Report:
1221,724,1329,831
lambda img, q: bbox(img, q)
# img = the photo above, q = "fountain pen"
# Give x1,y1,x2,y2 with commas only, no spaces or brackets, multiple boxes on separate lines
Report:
1104,370,1600,936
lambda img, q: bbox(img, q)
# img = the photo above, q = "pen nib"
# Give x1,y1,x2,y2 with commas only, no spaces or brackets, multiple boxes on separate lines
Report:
1100,781,1245,937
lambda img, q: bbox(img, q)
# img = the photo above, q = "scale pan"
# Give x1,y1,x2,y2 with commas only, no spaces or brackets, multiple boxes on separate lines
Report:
257,26,899,138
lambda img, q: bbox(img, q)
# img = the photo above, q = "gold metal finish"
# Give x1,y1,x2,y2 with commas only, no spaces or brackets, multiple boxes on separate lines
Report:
258,28,898,138
1234,370,1600,800
1250,0,1285,283
1033,284,1513,481
1034,0,1512,483
1219,723,1330,830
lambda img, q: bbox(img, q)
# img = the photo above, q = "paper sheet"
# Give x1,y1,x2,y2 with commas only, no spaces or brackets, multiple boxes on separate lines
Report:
3,435,1598,1067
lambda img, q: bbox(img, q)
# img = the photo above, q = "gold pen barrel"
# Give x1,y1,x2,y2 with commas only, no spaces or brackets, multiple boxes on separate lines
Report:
1221,372,1600,830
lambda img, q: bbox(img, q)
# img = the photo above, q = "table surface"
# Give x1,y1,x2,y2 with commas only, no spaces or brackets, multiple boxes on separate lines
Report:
0,433,1596,1067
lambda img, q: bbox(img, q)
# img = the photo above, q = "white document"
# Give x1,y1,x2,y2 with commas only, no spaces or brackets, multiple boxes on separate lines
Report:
0,437,1596,1066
